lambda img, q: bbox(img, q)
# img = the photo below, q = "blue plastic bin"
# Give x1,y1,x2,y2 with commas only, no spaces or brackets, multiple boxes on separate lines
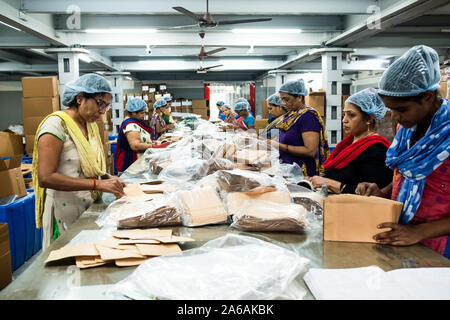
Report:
0,190,41,271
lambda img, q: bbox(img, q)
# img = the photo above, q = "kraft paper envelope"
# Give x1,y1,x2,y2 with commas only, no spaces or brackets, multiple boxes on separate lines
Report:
75,256,110,269
112,228,172,240
159,235,195,243
123,183,146,197
95,237,123,249
226,191,291,216
135,243,181,256
117,239,160,245
323,194,403,243
115,257,151,267
95,245,146,260
45,242,99,263
139,183,178,194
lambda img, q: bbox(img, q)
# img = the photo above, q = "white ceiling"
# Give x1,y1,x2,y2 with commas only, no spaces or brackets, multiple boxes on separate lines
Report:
0,0,449,81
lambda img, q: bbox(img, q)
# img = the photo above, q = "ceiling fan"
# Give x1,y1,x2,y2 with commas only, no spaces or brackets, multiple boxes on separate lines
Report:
197,64,224,73
198,45,226,61
171,0,272,31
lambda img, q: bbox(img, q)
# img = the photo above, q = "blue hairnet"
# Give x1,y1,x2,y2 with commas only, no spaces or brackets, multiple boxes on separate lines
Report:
222,104,231,110
164,97,172,102
153,99,167,109
236,98,248,104
216,101,225,106
234,102,248,111
62,73,112,106
378,45,441,97
345,88,387,120
279,79,308,96
267,93,283,106
125,97,148,113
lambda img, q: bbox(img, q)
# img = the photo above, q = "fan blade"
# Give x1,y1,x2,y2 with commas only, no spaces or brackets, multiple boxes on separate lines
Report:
205,47,226,56
163,24,200,30
204,64,224,70
216,18,272,26
172,7,202,22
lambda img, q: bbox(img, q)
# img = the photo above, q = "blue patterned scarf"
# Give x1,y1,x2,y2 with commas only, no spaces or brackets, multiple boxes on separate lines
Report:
386,99,450,224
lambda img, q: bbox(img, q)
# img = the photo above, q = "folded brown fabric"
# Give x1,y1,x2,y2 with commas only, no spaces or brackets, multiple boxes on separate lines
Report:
118,205,181,229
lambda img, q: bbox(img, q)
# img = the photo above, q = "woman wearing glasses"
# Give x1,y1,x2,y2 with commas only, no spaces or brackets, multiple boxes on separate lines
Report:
31,74,126,249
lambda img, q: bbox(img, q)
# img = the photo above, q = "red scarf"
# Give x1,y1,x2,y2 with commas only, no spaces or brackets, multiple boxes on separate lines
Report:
323,134,391,170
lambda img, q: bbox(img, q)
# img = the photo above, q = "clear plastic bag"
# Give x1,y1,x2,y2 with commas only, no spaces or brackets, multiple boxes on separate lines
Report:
288,184,326,216
157,158,208,186
213,169,288,193
96,194,181,229
231,200,307,233
108,233,310,300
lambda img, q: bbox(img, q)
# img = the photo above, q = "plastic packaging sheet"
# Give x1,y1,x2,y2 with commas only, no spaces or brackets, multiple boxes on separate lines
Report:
288,184,327,216
96,194,181,229
212,169,288,193
108,233,310,300
231,200,307,233
262,162,305,184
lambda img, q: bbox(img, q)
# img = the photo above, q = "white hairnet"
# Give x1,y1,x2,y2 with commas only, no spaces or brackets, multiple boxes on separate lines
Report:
279,79,308,96
153,99,167,109
378,45,441,97
267,93,283,106
234,102,248,111
345,88,387,120
125,97,148,112
62,73,112,106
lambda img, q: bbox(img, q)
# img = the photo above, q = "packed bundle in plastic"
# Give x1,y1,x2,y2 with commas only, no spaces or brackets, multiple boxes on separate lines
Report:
96,194,181,229
231,200,307,232
262,162,305,184
213,169,288,193
288,184,327,215
108,234,310,300
174,186,228,227
197,158,236,177
225,189,292,216
157,158,208,187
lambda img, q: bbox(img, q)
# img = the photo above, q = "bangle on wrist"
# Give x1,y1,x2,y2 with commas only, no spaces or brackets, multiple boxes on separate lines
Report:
91,177,96,190
339,183,346,193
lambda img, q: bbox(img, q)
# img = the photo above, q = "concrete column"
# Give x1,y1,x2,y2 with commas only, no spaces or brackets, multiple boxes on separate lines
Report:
57,53,80,109
321,52,344,147
104,73,127,136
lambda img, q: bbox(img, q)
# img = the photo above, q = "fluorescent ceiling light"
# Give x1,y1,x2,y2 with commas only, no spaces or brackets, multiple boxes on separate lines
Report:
231,29,302,34
441,29,450,33
78,54,92,63
0,21,21,32
85,29,157,34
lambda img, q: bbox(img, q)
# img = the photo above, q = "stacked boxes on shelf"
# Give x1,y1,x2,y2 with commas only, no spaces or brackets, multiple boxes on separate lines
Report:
0,132,26,199
21,76,60,156
191,99,208,119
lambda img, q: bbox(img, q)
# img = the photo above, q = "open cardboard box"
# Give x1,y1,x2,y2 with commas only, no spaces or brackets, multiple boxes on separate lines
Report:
323,194,403,243
0,131,27,199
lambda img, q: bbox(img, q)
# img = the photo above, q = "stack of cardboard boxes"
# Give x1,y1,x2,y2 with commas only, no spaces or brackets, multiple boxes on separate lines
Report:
0,131,27,199
191,99,208,119
305,89,326,118
0,223,12,290
21,76,60,156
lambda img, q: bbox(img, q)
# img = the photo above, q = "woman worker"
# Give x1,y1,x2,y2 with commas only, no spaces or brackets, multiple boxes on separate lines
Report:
307,88,393,194
219,104,240,130
216,101,226,121
356,45,450,258
265,93,288,131
116,97,155,173
150,99,176,141
234,101,255,130
32,74,126,249
162,97,176,127
271,79,329,176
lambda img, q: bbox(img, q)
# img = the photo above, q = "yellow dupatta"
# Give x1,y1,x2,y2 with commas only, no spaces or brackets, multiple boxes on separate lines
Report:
32,111,106,228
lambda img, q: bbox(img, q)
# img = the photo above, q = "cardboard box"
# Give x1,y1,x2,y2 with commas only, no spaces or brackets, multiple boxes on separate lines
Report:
25,135,35,155
305,91,325,116
323,194,403,243
0,167,27,199
262,99,269,119
22,96,60,118
192,99,207,109
21,76,59,98
0,131,24,156
0,223,12,290
255,119,268,130
181,100,192,107
22,116,45,135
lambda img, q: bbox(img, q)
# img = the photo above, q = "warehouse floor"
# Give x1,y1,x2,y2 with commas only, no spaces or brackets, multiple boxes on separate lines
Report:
12,250,41,280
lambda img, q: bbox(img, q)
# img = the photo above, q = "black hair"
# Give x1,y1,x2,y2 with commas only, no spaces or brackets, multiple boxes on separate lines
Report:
68,92,110,108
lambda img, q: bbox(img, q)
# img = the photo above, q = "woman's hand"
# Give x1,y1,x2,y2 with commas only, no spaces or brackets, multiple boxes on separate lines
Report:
167,123,176,130
97,177,126,199
307,175,331,189
373,223,425,246
356,182,382,196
